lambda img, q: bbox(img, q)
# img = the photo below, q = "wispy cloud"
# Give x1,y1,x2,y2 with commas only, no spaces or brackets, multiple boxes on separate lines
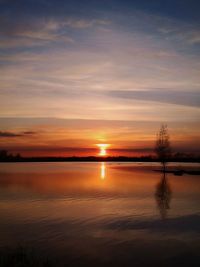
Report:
63,18,109,29
107,90,200,108
0,131,22,137
0,131,36,138
0,15,109,48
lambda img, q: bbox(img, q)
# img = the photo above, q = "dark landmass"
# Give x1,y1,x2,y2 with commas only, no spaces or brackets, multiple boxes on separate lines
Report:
0,150,200,163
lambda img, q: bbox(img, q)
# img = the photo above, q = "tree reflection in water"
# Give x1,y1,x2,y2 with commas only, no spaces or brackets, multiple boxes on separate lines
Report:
155,173,172,220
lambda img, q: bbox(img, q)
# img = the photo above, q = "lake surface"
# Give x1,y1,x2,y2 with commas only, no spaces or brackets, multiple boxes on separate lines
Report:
0,162,200,266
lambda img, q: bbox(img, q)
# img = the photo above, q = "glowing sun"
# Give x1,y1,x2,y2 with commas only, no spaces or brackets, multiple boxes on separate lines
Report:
97,144,109,156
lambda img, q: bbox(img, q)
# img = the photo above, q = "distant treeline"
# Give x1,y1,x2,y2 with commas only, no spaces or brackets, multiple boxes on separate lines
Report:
0,150,199,163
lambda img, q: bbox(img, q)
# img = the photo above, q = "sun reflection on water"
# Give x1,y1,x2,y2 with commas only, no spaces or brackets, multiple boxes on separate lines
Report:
100,162,106,180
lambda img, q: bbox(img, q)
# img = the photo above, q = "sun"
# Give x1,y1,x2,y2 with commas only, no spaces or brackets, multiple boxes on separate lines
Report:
97,144,109,156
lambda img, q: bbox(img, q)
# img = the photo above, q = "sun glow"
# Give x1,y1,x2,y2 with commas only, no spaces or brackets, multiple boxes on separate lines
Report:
97,144,109,156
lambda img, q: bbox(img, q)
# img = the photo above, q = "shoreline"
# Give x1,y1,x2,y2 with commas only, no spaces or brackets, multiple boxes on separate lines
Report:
0,158,200,163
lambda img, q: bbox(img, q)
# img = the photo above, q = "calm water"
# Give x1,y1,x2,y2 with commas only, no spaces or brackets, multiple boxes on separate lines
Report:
0,162,200,266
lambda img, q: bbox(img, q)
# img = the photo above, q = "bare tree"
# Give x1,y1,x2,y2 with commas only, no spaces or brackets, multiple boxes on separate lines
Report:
155,124,171,172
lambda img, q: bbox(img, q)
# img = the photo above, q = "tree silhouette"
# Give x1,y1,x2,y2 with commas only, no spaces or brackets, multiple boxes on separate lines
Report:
155,124,171,172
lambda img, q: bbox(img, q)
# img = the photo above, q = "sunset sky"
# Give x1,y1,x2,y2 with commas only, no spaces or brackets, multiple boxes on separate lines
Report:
0,0,199,157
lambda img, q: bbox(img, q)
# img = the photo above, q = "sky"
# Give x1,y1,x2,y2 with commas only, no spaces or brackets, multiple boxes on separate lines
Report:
0,0,200,157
